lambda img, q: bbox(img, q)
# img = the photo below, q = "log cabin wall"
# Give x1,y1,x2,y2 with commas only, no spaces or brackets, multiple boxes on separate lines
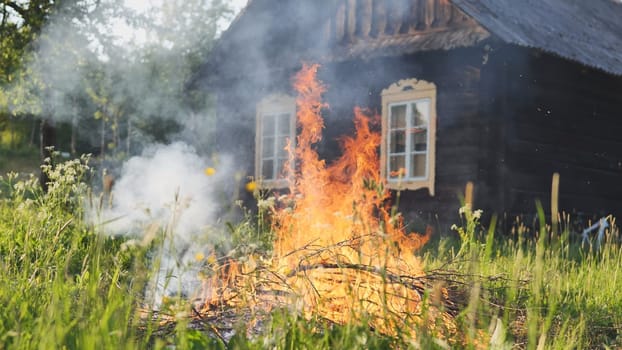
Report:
487,45,622,224
213,45,493,229
315,45,491,230
200,0,622,232
204,0,491,230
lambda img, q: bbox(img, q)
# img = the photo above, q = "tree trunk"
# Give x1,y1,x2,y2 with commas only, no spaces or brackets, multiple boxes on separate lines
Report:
127,119,131,155
71,115,77,156
39,118,56,192
71,102,78,156
30,116,37,146
100,117,106,161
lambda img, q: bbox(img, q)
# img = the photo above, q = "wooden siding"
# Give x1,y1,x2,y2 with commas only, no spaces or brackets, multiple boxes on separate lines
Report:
487,46,622,221
315,47,489,228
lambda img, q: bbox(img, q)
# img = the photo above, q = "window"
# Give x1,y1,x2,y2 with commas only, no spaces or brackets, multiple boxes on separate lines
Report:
380,79,436,195
255,94,296,188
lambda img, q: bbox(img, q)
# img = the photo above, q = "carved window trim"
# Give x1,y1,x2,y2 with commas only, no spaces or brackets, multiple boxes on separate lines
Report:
380,79,437,196
255,94,296,189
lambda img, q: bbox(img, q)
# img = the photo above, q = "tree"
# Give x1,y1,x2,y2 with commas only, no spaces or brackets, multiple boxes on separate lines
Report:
1,0,233,183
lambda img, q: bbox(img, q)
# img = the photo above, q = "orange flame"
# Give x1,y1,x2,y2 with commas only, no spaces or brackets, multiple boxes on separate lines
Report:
266,63,440,336
275,63,428,265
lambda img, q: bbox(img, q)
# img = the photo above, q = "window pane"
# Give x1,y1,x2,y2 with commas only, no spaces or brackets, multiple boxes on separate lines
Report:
389,155,406,177
263,114,275,136
390,105,406,128
411,130,427,152
276,136,290,157
276,158,289,178
262,159,274,179
278,113,291,135
389,130,406,153
411,100,429,127
410,154,427,178
262,136,275,158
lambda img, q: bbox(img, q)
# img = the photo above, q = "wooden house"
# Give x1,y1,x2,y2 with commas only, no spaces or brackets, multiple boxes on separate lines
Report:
192,0,622,228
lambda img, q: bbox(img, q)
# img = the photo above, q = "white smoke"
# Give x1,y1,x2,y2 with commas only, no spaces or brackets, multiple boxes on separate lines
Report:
95,141,236,304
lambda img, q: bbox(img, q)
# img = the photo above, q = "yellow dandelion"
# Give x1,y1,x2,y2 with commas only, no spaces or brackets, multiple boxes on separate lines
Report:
194,252,205,262
204,167,216,176
245,180,257,192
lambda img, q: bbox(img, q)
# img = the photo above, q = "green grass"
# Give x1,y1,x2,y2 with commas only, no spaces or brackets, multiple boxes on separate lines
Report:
421,206,622,349
0,156,621,349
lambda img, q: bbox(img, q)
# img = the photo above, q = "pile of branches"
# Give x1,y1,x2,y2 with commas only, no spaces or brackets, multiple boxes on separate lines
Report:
138,235,536,347
191,236,466,341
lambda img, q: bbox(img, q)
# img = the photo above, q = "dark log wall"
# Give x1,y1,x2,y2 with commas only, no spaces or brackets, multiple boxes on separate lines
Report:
317,46,491,229
488,45,622,223
214,46,493,228
215,41,622,231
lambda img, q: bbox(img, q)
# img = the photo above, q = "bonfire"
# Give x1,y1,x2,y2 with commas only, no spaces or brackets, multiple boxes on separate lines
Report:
194,63,457,343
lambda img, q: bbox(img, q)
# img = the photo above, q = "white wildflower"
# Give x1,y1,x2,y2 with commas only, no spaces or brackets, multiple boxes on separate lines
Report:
473,209,483,220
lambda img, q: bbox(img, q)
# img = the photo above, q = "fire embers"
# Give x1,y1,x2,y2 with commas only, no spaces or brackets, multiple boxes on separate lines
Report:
201,63,455,342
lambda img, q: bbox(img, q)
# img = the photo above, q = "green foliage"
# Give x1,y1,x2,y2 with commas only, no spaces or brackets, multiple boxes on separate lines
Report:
0,157,150,349
1,0,232,159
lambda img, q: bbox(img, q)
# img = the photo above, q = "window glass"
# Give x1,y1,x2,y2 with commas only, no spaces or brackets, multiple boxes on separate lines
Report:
263,114,275,136
412,130,427,152
389,155,406,177
387,99,431,180
257,95,295,185
411,100,429,127
277,136,290,157
390,105,406,129
390,131,406,153
278,113,291,135
410,154,426,178
262,136,275,158
276,158,288,177
262,159,274,179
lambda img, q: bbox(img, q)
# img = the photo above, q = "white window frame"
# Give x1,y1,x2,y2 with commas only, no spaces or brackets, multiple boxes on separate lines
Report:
255,94,296,189
381,79,437,195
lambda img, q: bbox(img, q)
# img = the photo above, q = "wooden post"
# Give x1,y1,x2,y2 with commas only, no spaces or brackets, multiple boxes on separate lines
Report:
359,0,372,38
372,0,387,36
346,0,357,42
465,181,474,209
551,172,560,235
335,2,346,43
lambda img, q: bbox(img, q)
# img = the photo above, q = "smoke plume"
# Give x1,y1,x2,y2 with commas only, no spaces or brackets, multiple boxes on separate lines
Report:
94,141,236,303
